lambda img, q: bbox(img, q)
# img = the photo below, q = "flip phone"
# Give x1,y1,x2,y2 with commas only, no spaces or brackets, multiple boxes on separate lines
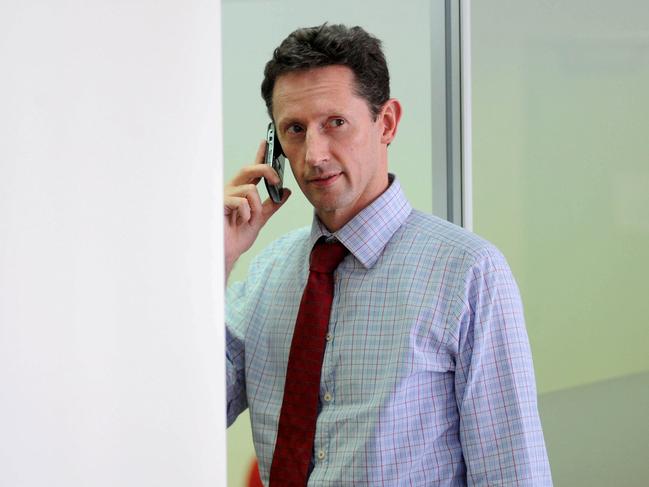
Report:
263,123,286,203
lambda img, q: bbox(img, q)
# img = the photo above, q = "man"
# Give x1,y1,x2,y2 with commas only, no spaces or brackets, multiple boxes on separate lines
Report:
225,24,552,486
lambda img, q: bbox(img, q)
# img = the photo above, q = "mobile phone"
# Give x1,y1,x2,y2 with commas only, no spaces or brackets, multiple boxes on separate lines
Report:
263,122,286,203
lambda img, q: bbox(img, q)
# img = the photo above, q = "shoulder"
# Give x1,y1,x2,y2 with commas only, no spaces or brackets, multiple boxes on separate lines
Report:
226,226,310,321
388,211,517,306
398,210,506,267
246,226,311,276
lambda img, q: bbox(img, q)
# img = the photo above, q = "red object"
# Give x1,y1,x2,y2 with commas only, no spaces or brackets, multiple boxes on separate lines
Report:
247,458,263,487
268,241,348,486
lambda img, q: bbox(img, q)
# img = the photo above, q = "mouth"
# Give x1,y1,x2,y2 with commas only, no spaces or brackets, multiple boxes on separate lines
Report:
308,172,341,187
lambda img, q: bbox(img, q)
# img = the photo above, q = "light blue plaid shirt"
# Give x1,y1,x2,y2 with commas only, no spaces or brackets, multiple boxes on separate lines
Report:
226,176,552,486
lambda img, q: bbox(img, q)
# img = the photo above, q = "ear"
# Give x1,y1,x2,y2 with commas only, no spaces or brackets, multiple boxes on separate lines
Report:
379,98,402,145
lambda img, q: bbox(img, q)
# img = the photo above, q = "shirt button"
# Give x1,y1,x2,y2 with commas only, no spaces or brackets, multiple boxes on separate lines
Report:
325,332,333,342
323,392,333,402
317,449,326,460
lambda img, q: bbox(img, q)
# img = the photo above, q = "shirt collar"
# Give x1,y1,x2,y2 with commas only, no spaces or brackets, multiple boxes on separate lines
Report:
308,174,412,269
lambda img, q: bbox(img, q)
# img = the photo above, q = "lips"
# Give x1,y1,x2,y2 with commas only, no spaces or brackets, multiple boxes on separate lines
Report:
308,172,341,187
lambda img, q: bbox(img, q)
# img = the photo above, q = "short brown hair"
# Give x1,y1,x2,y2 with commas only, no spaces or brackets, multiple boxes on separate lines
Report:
261,23,390,121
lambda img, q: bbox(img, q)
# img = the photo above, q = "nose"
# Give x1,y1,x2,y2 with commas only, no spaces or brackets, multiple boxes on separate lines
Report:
304,129,329,167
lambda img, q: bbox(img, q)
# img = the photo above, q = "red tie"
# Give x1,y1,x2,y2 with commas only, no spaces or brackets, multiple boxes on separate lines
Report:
268,240,348,486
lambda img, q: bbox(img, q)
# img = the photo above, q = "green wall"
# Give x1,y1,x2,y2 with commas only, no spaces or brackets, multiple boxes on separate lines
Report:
472,2,649,484
471,0,649,394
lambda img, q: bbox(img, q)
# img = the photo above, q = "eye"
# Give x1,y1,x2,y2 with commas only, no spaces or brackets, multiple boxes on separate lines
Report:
286,124,304,135
328,118,346,128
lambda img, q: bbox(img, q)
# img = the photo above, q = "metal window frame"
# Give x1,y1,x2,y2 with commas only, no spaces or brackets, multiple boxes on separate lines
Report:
435,0,472,229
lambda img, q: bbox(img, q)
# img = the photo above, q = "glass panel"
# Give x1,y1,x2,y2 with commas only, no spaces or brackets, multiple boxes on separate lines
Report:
473,1,649,484
473,0,649,393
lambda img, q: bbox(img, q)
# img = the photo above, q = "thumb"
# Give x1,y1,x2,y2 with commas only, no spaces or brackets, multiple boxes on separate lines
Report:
260,188,292,224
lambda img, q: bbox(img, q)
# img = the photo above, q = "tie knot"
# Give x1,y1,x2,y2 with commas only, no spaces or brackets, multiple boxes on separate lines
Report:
310,240,349,273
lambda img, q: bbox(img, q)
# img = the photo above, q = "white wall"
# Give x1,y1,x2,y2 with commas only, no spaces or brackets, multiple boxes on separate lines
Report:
0,1,225,485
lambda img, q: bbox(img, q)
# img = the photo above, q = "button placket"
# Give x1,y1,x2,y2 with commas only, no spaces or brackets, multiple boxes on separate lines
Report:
321,285,337,395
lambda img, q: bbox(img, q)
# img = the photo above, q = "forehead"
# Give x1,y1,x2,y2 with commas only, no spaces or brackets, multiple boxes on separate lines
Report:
272,65,368,121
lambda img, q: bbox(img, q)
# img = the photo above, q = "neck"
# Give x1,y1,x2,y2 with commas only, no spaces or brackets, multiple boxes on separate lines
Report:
317,176,390,232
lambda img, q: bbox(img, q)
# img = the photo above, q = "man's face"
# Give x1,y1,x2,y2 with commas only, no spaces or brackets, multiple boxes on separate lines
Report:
272,65,393,231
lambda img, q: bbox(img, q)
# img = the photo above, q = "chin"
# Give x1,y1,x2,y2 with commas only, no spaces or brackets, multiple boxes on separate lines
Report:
306,187,357,214
315,198,355,215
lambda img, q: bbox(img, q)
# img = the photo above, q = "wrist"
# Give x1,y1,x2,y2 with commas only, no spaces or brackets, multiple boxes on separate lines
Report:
225,252,238,281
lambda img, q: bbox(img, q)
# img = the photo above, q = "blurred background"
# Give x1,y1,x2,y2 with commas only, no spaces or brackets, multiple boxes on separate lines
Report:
223,0,649,485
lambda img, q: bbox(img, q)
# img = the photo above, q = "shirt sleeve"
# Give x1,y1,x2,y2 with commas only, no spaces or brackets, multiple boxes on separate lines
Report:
224,230,307,428
225,279,249,427
454,247,553,486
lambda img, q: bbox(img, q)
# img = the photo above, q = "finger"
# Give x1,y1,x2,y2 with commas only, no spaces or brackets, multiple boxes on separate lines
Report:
224,196,251,223
227,140,276,186
242,183,263,222
226,182,259,199
260,188,292,224
226,182,265,219
229,163,279,187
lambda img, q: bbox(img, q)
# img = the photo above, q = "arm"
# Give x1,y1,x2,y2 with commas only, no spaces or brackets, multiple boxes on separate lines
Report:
224,142,291,423
224,140,290,281
226,321,248,426
454,248,552,486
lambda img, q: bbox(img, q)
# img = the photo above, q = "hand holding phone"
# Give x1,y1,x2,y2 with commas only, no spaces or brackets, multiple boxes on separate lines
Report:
263,123,286,203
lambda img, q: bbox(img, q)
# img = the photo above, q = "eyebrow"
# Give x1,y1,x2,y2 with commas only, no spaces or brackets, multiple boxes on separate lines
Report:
277,112,350,130
276,118,302,133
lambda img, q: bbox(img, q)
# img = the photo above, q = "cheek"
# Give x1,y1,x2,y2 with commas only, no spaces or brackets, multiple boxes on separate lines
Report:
287,158,306,184
338,140,363,173
284,146,302,169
